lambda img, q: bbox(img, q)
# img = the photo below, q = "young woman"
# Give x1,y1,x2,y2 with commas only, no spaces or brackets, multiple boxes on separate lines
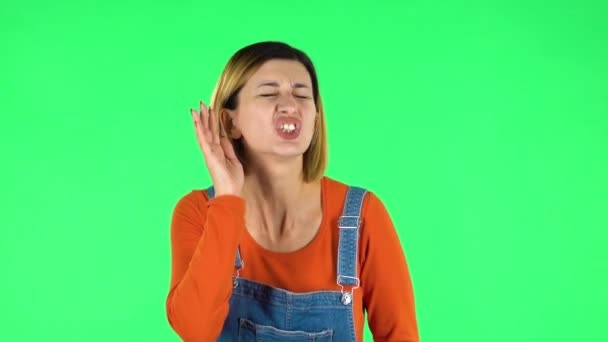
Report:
166,41,419,341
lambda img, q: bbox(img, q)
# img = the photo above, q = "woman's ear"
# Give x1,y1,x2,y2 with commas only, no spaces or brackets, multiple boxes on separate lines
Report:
220,109,242,139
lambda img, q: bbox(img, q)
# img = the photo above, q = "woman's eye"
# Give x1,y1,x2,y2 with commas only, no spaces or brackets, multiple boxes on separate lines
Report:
260,94,310,99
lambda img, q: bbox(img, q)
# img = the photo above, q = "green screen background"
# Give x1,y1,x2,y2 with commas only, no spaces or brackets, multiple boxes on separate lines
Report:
1,0,606,341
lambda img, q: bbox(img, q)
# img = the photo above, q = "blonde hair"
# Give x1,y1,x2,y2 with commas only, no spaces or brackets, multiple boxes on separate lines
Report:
209,41,327,183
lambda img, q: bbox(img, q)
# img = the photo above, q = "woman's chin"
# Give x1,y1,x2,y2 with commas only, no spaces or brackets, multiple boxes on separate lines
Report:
272,148,307,158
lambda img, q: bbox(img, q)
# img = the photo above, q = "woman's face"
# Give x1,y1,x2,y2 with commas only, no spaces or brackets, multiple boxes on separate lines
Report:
225,59,317,163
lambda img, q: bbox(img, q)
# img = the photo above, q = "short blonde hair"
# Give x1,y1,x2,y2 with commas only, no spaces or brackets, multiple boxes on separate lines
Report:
209,41,327,183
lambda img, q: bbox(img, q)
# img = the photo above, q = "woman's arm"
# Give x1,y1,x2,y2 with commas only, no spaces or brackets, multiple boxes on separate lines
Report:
360,192,420,341
166,191,246,341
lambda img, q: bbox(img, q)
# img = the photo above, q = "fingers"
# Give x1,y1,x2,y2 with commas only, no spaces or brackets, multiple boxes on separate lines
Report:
209,107,220,145
220,136,238,161
199,101,209,132
191,105,211,153
190,108,202,134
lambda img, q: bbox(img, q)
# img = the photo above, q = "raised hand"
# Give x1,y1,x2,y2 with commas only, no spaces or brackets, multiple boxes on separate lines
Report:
190,101,244,197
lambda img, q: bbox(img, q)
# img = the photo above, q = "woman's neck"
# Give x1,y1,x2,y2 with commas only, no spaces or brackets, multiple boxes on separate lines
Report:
241,163,320,239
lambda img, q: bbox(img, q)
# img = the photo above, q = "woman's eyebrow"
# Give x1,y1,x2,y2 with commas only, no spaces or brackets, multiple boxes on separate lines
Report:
257,81,309,89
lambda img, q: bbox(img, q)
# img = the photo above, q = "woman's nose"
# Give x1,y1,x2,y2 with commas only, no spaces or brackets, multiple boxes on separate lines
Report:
277,94,298,113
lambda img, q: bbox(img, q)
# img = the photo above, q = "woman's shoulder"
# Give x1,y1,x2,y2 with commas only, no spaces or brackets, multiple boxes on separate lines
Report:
174,188,209,210
174,186,244,212
171,187,246,234
324,177,399,252
169,189,209,228
323,175,372,196
322,175,384,218
171,186,218,221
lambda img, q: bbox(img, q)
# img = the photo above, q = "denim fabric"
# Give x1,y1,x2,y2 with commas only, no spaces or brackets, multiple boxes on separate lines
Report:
207,184,368,341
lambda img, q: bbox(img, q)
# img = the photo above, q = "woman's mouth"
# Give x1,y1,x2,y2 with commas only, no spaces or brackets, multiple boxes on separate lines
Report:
274,116,302,140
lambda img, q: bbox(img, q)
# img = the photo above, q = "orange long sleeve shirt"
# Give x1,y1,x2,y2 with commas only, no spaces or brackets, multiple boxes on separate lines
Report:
166,176,419,341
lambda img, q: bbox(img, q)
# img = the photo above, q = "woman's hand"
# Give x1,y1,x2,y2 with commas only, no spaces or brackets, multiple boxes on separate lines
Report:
190,101,244,197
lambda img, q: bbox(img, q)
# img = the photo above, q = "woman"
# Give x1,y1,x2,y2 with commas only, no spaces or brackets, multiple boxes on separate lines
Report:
166,41,419,341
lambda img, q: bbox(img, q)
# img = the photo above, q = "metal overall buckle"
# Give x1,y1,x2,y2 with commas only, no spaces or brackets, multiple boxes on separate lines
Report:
233,259,245,288
337,276,360,305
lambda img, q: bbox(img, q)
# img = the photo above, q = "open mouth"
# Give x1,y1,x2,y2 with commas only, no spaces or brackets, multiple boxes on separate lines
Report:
274,117,302,139
279,122,297,133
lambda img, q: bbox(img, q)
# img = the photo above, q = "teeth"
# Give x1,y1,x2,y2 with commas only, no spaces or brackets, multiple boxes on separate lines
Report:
280,123,296,132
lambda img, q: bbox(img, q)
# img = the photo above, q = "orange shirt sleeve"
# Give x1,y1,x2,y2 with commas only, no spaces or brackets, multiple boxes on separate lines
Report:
360,192,420,341
165,191,246,341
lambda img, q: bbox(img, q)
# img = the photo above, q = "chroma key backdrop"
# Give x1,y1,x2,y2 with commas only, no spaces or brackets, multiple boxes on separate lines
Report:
1,0,606,341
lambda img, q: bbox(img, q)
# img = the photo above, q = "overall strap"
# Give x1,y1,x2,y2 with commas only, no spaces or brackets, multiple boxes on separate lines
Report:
336,186,368,291
205,185,243,270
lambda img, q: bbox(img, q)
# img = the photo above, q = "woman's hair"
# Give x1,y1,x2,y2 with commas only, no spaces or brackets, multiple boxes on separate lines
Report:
209,41,327,183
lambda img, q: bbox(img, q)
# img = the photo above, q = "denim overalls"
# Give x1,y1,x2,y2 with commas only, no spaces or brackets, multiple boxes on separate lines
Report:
206,185,368,341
